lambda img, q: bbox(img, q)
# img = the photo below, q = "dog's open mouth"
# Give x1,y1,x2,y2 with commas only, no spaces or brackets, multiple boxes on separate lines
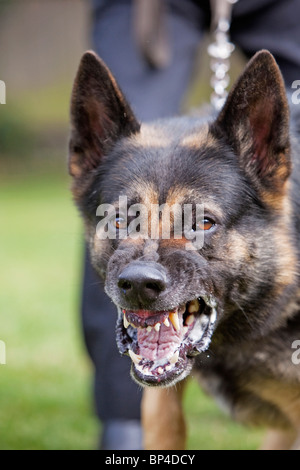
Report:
116,295,217,386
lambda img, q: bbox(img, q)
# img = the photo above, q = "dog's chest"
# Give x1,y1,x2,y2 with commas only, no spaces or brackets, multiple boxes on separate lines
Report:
193,332,300,429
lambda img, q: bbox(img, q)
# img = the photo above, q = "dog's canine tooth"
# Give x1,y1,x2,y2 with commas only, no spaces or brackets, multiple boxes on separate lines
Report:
185,314,195,326
163,317,170,327
147,325,152,332
169,311,180,331
169,351,179,364
188,299,199,313
128,349,142,365
123,313,130,329
154,322,161,332
158,367,164,375
210,307,217,323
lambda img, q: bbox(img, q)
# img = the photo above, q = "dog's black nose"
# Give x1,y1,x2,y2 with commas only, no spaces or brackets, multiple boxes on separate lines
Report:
118,262,168,306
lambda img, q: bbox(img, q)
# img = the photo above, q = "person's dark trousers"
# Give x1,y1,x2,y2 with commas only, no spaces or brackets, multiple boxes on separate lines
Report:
82,0,300,450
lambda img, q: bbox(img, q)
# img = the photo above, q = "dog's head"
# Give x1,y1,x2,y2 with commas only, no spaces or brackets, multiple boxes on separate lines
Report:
69,50,296,387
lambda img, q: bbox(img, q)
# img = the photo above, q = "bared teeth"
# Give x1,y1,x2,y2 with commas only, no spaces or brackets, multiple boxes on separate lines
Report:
128,349,142,365
188,299,199,313
123,298,207,377
169,350,179,364
129,347,180,374
122,307,187,332
185,314,195,326
169,311,180,331
123,313,130,329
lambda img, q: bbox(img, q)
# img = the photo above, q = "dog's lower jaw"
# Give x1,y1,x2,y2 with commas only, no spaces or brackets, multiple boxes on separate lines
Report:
131,355,193,388
115,295,218,387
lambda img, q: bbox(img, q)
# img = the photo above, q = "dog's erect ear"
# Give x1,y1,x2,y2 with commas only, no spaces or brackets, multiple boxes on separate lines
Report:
69,51,140,178
214,50,291,193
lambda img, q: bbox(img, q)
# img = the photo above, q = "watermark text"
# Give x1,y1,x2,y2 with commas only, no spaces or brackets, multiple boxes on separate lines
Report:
292,80,300,105
292,340,300,365
96,197,207,251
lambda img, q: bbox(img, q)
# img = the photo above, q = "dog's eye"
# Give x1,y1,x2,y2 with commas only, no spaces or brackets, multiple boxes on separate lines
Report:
197,218,215,231
112,215,127,230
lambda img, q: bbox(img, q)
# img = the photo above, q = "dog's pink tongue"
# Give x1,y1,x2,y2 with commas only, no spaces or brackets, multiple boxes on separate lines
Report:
137,324,183,362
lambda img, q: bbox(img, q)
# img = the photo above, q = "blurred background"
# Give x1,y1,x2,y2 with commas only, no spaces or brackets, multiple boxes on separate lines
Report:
0,0,263,449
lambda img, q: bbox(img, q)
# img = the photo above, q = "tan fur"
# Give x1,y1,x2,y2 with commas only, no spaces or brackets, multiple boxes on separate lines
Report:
250,380,300,430
261,429,297,450
180,124,214,150
142,381,187,450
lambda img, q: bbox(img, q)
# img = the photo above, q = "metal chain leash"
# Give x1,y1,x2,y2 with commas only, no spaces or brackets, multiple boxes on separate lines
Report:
208,0,239,111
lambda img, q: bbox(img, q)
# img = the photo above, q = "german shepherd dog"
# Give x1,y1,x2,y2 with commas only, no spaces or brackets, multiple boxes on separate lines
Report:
69,50,300,450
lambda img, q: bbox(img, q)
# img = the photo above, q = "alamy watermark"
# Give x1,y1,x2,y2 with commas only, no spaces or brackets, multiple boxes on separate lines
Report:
0,80,6,104
96,197,208,251
0,340,6,365
291,340,300,365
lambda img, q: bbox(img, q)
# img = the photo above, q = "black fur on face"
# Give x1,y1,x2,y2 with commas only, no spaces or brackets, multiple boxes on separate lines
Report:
69,51,298,387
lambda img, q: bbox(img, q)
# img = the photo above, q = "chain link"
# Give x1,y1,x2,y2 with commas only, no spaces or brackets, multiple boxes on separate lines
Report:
208,0,238,110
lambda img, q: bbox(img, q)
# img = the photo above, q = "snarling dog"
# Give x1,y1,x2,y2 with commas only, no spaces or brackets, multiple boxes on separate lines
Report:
69,50,300,450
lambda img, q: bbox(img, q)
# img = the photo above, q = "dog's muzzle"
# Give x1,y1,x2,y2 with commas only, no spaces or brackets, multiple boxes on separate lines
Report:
115,262,218,387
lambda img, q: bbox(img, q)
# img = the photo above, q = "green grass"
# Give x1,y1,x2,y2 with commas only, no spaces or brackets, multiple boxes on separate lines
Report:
0,172,98,449
8,81,72,129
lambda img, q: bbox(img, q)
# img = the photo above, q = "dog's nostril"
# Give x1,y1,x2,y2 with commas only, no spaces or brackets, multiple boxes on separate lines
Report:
118,262,168,304
145,281,165,292
118,279,132,291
